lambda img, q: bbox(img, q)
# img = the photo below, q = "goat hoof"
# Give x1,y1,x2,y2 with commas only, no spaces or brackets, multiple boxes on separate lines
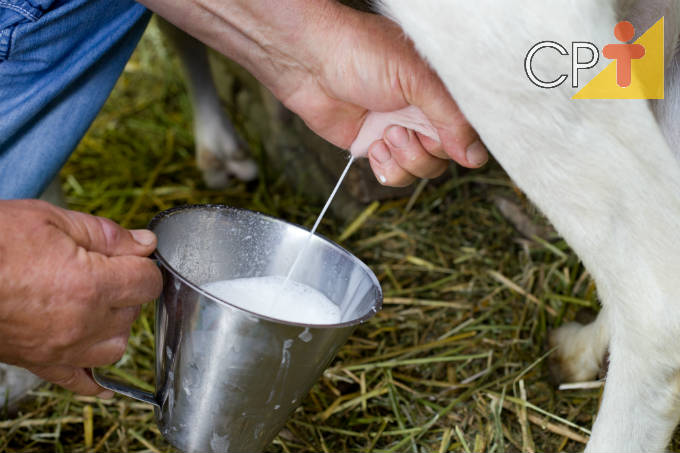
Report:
197,147,258,189
547,321,603,385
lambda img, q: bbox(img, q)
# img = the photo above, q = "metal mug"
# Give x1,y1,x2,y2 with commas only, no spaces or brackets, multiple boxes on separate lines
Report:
92,205,382,453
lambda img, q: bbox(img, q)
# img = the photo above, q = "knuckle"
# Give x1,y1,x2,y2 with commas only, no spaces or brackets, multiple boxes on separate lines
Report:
421,137,443,154
97,217,122,250
114,315,135,335
390,148,414,166
137,260,163,300
54,325,85,351
50,367,81,388
123,306,142,324
106,337,129,364
28,347,57,366
26,199,54,214
52,312,91,350
69,274,99,304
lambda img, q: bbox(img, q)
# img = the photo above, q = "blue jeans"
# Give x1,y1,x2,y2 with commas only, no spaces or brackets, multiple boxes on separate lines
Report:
0,0,150,199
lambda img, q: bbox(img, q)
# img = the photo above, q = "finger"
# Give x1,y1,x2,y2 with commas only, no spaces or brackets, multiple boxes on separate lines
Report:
72,335,131,368
52,207,156,257
402,59,489,167
433,110,489,168
90,254,162,308
88,305,141,345
384,126,449,179
416,132,444,156
367,140,417,187
57,306,140,366
27,365,112,397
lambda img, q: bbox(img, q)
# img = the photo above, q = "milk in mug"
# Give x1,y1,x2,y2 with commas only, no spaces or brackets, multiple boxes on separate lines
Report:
201,276,341,324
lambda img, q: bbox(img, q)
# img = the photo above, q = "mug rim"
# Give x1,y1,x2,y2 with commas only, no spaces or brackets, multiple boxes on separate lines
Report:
148,204,383,328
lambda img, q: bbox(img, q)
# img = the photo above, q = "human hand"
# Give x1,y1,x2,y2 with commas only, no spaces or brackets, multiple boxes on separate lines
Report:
138,0,486,187
0,200,162,396
268,5,488,186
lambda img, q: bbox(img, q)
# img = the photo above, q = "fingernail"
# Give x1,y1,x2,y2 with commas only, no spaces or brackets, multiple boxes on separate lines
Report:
370,142,392,164
130,229,156,246
385,126,410,148
465,141,488,167
97,390,115,399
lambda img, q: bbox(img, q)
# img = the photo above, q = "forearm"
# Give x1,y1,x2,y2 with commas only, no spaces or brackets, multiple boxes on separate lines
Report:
138,0,345,99
138,0,485,177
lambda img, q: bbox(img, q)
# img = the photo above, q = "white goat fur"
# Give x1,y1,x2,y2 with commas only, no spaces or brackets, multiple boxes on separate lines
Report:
378,0,680,450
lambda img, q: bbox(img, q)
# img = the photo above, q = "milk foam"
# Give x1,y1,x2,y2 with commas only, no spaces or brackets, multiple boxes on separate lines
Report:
201,276,341,324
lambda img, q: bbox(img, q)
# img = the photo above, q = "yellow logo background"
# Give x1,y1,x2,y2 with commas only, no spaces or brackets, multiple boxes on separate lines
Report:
573,17,664,99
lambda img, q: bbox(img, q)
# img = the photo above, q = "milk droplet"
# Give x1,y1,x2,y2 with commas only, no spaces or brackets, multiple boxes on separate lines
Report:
298,328,313,342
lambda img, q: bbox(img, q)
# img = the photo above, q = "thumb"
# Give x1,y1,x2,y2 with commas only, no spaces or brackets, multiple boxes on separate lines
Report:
52,207,156,257
404,58,488,168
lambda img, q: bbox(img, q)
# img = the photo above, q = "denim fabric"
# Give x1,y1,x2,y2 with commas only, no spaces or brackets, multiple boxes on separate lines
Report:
0,0,150,199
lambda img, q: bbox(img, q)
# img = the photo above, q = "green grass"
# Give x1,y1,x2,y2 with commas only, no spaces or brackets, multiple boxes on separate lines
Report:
0,21,636,453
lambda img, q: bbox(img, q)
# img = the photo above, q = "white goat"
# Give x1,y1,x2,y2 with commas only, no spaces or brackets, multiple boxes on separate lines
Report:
377,0,680,451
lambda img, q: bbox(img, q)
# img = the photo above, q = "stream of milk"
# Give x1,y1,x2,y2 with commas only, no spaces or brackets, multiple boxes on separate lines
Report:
201,156,354,324
284,156,355,283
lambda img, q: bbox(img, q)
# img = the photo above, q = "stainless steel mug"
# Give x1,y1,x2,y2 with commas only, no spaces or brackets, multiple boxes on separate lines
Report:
92,205,382,453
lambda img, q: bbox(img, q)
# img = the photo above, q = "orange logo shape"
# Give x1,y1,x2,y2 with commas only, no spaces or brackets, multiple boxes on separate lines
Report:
602,21,645,87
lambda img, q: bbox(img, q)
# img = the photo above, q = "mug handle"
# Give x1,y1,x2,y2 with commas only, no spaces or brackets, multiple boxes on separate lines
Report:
90,254,162,408
91,369,159,408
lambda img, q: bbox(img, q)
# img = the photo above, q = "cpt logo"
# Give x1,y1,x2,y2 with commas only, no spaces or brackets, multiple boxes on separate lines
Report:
524,18,664,99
